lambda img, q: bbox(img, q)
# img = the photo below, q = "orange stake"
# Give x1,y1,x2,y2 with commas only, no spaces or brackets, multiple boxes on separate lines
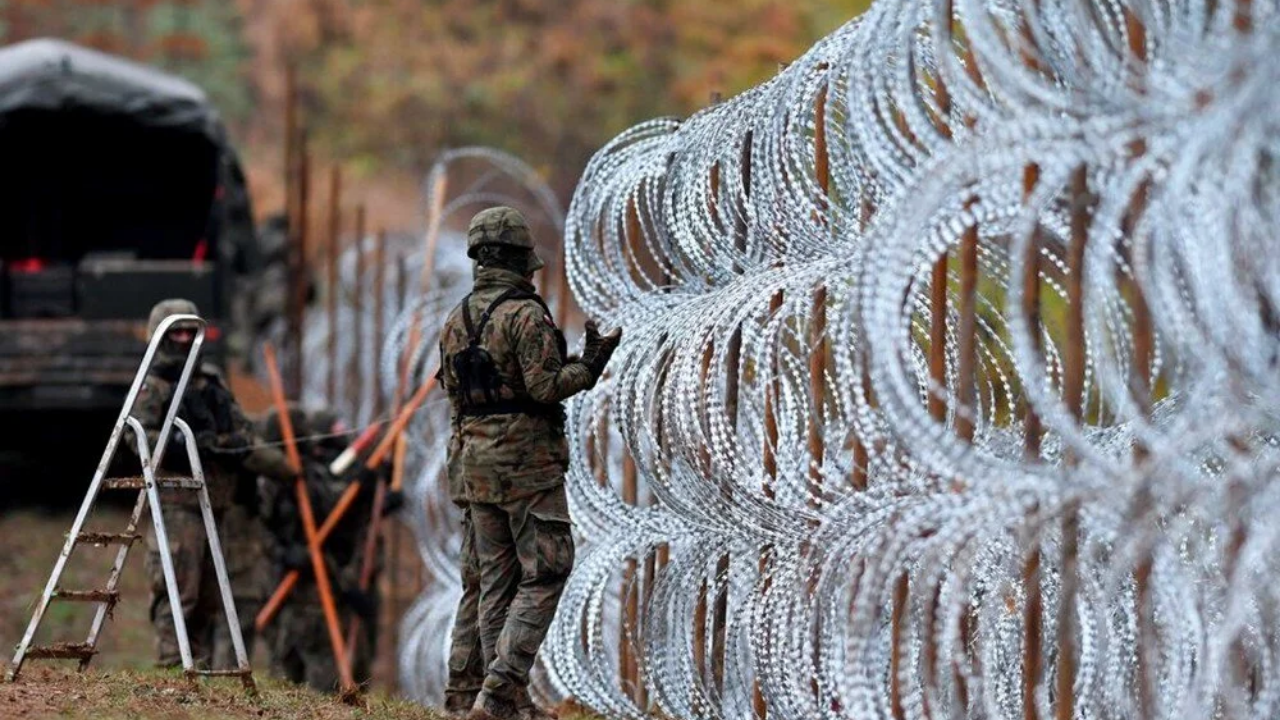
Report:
329,421,385,476
344,343,422,666
262,344,356,696
256,374,437,631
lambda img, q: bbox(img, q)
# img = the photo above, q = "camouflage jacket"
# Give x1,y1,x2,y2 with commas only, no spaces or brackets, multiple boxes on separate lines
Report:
439,267,594,504
133,361,294,510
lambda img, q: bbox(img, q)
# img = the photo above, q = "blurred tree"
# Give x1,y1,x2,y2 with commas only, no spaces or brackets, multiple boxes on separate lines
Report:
0,0,870,201
267,0,870,195
0,0,253,126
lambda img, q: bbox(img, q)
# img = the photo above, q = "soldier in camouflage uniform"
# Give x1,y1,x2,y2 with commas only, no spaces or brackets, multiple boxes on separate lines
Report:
209,496,272,669
439,207,621,720
445,509,485,716
134,299,296,668
258,407,382,692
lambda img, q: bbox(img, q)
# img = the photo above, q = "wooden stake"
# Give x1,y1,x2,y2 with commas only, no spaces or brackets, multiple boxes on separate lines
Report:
1055,165,1090,720
1064,165,1088,423
621,454,639,702
808,81,830,501
262,343,355,697
955,204,979,443
1021,162,1045,720
392,171,449,419
373,230,388,419
343,227,391,675
283,61,297,223
256,376,436,630
927,256,949,424
889,572,910,720
1121,173,1156,715
1021,164,1044,458
387,253,410,654
1022,547,1043,720
287,130,311,398
327,166,343,405
348,205,367,422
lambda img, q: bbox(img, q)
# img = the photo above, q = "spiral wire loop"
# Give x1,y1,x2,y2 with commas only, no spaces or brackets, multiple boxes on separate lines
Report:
538,0,1280,717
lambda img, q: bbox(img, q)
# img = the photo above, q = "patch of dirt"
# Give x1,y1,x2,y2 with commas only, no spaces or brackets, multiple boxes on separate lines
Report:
0,666,445,720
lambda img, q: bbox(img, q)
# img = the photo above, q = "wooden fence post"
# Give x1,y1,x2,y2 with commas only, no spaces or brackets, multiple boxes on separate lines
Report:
347,205,366,421
373,230,387,419
1021,161,1045,720
326,166,343,405
1054,164,1090,720
288,132,311,398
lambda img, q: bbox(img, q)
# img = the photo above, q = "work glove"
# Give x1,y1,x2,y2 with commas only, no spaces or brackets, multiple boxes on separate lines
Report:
215,431,252,452
581,321,622,379
381,489,405,516
345,461,390,497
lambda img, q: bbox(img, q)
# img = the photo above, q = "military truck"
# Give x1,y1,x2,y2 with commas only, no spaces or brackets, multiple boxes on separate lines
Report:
0,39,261,416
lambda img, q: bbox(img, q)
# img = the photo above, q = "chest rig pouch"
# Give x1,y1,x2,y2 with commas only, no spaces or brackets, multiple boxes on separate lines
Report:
452,289,564,422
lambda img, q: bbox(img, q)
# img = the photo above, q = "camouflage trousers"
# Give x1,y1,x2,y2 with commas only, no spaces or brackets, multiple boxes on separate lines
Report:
454,484,575,707
268,586,377,693
445,507,484,712
144,506,223,667
210,504,272,670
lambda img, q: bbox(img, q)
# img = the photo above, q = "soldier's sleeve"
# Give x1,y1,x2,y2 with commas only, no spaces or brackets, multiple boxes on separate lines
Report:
438,339,458,413
226,394,297,482
510,303,595,403
128,376,170,456
243,445,297,483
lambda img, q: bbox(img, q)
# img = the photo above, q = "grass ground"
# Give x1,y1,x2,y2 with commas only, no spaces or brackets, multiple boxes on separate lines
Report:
0,666,446,719
1,507,154,670
1,508,604,720
0,507,442,718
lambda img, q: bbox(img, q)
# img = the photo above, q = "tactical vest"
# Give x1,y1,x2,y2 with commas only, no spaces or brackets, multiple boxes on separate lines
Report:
450,288,566,421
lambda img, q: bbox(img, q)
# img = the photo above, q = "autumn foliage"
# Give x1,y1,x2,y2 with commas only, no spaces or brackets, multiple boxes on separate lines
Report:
1,0,868,208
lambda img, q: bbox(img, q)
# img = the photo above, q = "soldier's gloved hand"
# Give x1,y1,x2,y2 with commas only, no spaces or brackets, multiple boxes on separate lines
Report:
581,321,623,378
193,430,219,450
340,588,377,621
350,465,381,487
381,489,405,516
215,431,251,452
344,462,389,499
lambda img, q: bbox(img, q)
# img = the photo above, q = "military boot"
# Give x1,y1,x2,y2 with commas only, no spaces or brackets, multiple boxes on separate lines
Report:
444,693,477,720
467,693,520,720
511,686,558,720
520,705,559,720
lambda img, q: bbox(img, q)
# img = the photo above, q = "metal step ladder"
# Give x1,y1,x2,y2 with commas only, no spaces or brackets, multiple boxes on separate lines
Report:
6,313,256,692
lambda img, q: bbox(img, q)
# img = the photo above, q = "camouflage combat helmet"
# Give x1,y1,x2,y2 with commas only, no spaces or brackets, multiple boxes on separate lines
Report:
306,409,343,438
466,206,545,273
147,298,201,340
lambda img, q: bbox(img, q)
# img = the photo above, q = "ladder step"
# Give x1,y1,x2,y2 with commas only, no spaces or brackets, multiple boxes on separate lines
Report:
103,476,203,490
102,476,146,490
53,589,119,603
192,668,253,677
75,532,141,546
25,643,96,660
